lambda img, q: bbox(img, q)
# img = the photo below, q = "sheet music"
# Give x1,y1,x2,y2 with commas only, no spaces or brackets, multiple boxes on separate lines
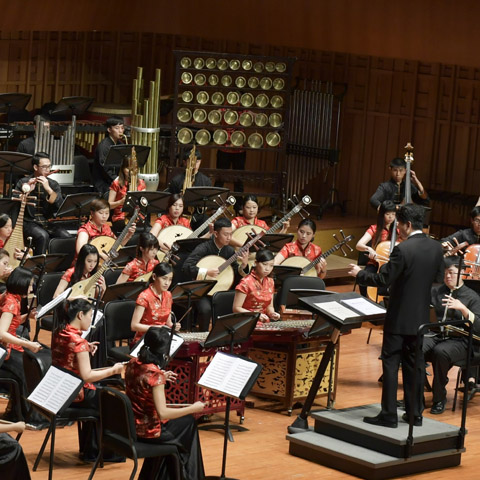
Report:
341,297,386,316
37,288,71,318
0,345,6,367
27,366,83,414
314,301,360,320
81,310,104,339
198,352,258,398
130,327,185,358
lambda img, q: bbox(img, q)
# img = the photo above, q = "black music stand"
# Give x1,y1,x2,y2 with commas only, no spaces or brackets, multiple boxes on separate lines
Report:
262,233,294,253
104,145,151,179
202,312,260,480
102,281,148,304
183,187,230,210
50,96,94,116
171,280,216,330
123,191,170,215
0,198,21,225
108,245,136,267
54,192,100,229
0,93,32,150
272,265,301,290
0,152,33,197
23,254,68,275
288,292,386,433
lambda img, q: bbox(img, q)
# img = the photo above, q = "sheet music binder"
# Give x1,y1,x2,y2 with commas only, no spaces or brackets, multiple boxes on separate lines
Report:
27,365,84,416
197,351,262,400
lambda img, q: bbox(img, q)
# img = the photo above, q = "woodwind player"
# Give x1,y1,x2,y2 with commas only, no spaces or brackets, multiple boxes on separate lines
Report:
423,256,480,414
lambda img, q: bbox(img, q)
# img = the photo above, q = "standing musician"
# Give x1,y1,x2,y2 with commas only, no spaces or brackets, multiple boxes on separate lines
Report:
92,116,125,195
116,232,160,283
125,327,206,480
130,262,176,346
108,154,146,236
440,206,480,247
356,200,398,296
370,157,429,210
76,198,135,260
150,193,191,252
274,219,327,279
349,204,444,428
233,249,280,325
15,152,70,255
53,244,104,298
423,256,480,414
182,218,249,331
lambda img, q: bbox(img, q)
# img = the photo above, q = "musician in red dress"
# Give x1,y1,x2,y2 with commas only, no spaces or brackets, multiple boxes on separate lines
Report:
116,232,160,283
108,155,146,235
234,249,280,324
131,262,176,345
0,249,12,286
76,198,135,260
52,297,124,460
54,244,104,298
125,327,206,479
274,219,327,279
150,194,191,252
0,214,12,249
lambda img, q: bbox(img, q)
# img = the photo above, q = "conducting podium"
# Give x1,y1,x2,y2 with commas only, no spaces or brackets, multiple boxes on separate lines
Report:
288,292,386,433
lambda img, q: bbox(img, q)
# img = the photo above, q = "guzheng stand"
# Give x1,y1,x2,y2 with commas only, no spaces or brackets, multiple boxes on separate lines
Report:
288,292,386,433
203,311,260,480
54,192,100,229
0,151,33,197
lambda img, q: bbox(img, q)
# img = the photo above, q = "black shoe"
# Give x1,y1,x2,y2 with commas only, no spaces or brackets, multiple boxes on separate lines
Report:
402,413,423,426
363,414,397,428
430,400,446,414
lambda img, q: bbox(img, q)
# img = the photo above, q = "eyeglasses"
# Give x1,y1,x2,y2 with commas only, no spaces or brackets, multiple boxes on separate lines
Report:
473,218,480,225
38,164,51,170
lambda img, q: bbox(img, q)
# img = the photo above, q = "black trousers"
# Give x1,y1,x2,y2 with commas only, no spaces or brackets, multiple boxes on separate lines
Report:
423,335,469,403
380,333,425,421
0,433,31,480
23,221,71,255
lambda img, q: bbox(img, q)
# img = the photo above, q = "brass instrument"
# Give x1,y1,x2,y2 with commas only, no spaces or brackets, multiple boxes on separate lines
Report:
182,145,196,194
129,146,138,192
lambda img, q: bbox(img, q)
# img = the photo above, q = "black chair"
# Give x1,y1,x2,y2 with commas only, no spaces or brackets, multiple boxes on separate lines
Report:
104,299,136,364
33,271,64,343
275,275,328,310
211,290,235,326
0,373,24,439
452,351,480,412
48,237,76,272
103,267,123,286
73,155,92,184
88,387,181,480
23,349,99,480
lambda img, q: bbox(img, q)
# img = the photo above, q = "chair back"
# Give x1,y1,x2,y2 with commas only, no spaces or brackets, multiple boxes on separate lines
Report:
212,290,235,325
276,275,327,309
22,348,52,395
48,237,77,271
104,299,136,343
73,155,92,184
103,268,123,286
37,272,64,307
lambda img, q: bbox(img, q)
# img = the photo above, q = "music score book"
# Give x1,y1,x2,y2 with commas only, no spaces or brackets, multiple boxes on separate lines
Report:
27,366,83,415
198,352,262,400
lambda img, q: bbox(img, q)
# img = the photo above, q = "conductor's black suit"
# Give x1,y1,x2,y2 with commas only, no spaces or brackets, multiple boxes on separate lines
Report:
357,232,444,422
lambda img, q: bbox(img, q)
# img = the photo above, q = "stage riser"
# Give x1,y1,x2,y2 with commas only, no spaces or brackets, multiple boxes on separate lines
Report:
314,419,460,457
288,440,463,480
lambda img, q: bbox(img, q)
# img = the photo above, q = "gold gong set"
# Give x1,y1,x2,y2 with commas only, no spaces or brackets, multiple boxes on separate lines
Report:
173,51,292,150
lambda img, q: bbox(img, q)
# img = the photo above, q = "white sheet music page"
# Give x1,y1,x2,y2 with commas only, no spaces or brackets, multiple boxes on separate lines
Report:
28,366,83,414
314,301,360,320
198,352,257,398
37,287,72,319
341,297,386,316
81,310,104,339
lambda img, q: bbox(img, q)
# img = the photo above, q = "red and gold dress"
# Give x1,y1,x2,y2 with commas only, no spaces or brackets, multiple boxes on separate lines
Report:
133,287,172,344
110,178,146,223
231,216,268,230
78,221,115,242
0,292,23,359
121,258,159,282
235,270,274,319
154,215,191,230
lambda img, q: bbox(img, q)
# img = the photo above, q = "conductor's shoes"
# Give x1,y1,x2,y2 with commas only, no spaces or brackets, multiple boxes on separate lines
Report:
363,414,397,428
402,413,423,426
430,400,446,414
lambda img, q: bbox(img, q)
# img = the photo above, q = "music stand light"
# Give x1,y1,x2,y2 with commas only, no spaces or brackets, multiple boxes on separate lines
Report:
183,186,230,209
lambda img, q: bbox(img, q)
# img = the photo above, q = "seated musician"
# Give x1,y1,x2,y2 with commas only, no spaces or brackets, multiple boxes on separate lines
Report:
108,154,146,236
0,249,12,288
76,198,135,261
116,232,159,283
92,116,125,195
0,420,31,480
182,218,249,331
356,200,398,296
52,297,125,461
17,114,49,156
423,256,480,414
0,268,44,427
441,206,480,248
125,327,206,480
274,219,327,279
15,152,70,255
230,194,289,248
54,244,104,298
131,262,177,346
0,214,12,249
150,193,191,252
369,157,429,211
233,249,280,324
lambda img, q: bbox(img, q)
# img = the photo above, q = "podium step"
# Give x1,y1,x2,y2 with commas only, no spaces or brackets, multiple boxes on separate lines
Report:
287,430,464,480
312,404,462,457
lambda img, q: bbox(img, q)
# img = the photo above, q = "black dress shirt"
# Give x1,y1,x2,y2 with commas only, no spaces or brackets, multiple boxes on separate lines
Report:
370,179,430,210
